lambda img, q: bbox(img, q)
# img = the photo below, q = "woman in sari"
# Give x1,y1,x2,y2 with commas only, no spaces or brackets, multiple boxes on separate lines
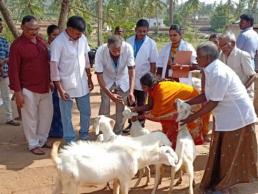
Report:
132,73,207,148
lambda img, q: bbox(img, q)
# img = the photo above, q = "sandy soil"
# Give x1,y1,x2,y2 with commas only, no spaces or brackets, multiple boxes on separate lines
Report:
0,76,258,194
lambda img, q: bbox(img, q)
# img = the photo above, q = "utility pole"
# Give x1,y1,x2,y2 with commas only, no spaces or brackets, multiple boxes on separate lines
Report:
97,0,103,46
168,0,173,25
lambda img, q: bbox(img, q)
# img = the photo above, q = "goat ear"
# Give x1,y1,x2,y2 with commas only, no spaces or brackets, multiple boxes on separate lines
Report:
109,119,115,128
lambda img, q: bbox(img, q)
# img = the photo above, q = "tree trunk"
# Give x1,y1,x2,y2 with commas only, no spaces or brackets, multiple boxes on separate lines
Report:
97,0,103,46
252,0,258,12
168,0,173,25
58,0,69,31
0,0,19,38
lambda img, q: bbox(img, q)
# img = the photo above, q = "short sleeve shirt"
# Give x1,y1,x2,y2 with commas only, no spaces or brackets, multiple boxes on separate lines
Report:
204,59,257,131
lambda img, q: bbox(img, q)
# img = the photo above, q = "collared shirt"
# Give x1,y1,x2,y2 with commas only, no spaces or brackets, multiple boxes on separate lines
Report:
9,35,50,93
127,35,158,91
50,31,90,98
236,27,258,68
204,59,256,132
0,37,9,78
220,47,256,100
94,42,135,92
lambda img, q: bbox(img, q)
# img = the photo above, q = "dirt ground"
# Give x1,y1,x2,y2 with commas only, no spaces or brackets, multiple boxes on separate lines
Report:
0,76,258,194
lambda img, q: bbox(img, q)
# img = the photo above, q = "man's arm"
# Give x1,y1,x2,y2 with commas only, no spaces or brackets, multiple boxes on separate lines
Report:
245,74,256,88
181,100,218,125
50,61,69,101
85,53,94,91
128,66,135,105
186,93,207,105
150,62,156,74
8,44,24,108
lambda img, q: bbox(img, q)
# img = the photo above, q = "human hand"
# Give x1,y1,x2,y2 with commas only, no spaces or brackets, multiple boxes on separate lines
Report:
110,93,123,104
15,92,25,108
59,89,70,101
180,114,196,126
88,79,94,91
50,82,55,91
131,115,139,122
128,92,135,105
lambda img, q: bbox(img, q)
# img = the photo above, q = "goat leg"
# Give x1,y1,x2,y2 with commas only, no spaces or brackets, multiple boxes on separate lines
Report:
143,166,151,187
133,169,144,187
158,165,164,185
101,182,112,191
186,163,194,194
113,179,120,194
175,169,183,186
151,164,161,194
168,167,176,194
120,181,129,194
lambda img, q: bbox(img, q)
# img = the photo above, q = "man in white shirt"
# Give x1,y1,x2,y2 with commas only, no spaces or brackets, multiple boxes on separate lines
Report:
219,31,256,101
126,19,158,130
50,16,93,143
95,35,135,134
181,42,257,193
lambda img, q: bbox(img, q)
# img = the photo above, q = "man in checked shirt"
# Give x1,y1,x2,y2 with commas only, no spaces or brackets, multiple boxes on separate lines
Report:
0,17,19,126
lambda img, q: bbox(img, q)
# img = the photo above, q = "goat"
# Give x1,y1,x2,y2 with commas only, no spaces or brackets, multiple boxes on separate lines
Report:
51,138,178,194
151,99,196,194
122,105,150,137
93,114,172,187
122,106,151,187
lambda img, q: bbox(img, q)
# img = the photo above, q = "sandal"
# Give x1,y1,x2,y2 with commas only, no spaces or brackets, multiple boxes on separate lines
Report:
42,141,52,148
6,120,20,126
30,147,45,155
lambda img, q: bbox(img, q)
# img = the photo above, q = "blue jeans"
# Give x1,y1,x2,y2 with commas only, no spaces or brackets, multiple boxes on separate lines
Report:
59,94,90,142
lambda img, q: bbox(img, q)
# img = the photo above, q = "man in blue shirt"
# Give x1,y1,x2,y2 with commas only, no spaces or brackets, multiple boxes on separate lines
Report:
236,14,258,70
0,18,19,126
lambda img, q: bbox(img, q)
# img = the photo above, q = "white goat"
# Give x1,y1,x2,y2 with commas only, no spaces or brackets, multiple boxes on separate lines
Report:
151,99,196,194
93,115,116,141
122,106,150,137
51,139,178,194
93,114,172,187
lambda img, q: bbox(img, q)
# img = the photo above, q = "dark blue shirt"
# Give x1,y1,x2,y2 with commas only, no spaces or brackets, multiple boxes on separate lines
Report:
134,38,145,58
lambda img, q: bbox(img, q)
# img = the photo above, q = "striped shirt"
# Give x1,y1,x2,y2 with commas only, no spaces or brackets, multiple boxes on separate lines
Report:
0,37,9,78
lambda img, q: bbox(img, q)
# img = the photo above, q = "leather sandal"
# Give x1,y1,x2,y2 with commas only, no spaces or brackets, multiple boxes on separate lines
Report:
30,147,45,155
6,120,20,126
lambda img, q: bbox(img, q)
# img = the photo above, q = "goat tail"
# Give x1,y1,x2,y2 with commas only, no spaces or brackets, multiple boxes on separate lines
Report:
51,141,61,165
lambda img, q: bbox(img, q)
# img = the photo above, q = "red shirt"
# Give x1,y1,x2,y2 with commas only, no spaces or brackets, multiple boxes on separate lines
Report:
9,35,50,93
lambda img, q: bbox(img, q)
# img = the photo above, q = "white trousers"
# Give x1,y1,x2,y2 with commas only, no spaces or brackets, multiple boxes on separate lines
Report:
0,77,13,121
21,88,53,150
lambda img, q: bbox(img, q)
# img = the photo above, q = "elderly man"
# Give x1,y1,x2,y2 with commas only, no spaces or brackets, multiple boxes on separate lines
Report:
95,35,135,134
50,16,93,143
236,14,258,69
181,42,258,194
9,15,53,155
219,31,256,101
